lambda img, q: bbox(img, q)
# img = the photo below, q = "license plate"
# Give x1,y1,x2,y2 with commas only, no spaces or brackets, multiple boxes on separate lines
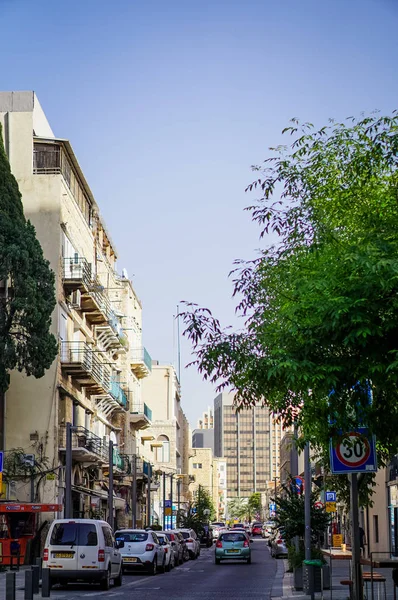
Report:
227,549,239,553
123,557,137,563
54,552,74,558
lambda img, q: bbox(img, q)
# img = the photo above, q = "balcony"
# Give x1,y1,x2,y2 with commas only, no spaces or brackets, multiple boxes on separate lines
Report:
62,257,92,291
103,449,131,478
60,342,111,395
58,425,107,463
130,347,152,379
109,377,128,410
130,402,152,429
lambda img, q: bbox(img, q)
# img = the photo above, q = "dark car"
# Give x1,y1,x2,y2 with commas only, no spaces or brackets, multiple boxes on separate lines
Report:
199,526,213,547
251,522,262,536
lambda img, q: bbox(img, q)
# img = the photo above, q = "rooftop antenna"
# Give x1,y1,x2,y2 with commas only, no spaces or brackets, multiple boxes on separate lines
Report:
177,304,181,383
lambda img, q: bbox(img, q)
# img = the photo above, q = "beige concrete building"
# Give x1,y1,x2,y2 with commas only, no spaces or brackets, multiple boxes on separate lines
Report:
141,362,190,526
0,91,154,528
188,449,227,521
197,407,213,430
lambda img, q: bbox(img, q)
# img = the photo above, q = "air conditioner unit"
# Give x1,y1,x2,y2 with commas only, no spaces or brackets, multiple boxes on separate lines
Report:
70,289,82,309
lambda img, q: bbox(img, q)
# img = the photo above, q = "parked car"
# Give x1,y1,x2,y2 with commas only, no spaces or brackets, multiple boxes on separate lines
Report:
211,522,226,540
251,522,263,536
172,531,190,561
270,530,288,558
232,523,245,529
199,526,213,547
164,531,184,565
176,529,200,559
156,532,175,571
43,518,123,589
262,524,273,539
114,529,166,575
215,531,252,564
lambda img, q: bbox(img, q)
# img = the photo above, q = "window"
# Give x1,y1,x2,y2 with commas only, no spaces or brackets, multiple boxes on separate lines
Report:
115,532,148,542
373,515,379,543
50,523,98,546
193,463,202,469
102,527,114,547
33,143,60,172
156,435,170,462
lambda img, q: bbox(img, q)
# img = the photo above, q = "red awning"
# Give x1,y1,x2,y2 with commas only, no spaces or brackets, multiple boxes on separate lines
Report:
0,503,62,513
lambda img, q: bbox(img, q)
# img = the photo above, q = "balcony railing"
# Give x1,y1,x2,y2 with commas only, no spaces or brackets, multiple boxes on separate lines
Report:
63,257,92,289
60,342,111,393
130,347,152,378
130,402,152,421
109,377,128,409
58,425,108,462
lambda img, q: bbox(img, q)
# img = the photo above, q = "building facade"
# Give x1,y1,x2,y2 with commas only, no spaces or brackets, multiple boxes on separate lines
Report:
141,362,190,526
0,91,153,528
197,407,213,430
214,392,271,499
192,428,214,453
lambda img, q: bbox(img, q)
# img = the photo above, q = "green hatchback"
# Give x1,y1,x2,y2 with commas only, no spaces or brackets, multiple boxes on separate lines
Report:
215,531,251,564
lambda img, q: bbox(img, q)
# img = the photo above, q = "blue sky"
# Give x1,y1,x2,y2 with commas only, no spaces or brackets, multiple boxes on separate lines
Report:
1,0,397,427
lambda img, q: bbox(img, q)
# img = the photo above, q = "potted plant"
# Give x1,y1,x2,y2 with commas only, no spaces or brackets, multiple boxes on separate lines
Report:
273,481,331,590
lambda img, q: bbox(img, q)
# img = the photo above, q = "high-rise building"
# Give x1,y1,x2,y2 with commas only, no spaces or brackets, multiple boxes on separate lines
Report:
192,428,214,453
197,407,213,430
214,392,271,498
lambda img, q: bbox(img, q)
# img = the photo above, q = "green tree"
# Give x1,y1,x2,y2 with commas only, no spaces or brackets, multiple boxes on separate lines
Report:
227,497,249,522
273,483,330,545
181,113,398,470
0,126,57,395
248,492,262,520
181,485,215,533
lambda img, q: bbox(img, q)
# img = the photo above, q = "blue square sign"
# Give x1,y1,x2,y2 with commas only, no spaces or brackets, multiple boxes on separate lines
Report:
325,491,336,502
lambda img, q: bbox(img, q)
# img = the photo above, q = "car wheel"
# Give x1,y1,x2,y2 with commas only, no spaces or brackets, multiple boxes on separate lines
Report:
100,568,111,590
160,556,166,573
247,556,252,564
150,558,157,576
113,567,123,587
215,558,221,565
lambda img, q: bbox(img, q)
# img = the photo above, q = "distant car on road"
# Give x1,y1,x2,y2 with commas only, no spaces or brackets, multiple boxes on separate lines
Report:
115,529,166,575
176,529,200,559
251,523,262,536
215,531,252,564
156,532,175,571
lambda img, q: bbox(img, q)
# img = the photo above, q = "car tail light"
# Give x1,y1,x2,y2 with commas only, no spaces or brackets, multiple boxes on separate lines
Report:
277,539,283,545
243,540,249,548
98,549,105,562
146,543,154,551
43,549,49,561
216,540,222,548
164,548,168,554
187,538,193,543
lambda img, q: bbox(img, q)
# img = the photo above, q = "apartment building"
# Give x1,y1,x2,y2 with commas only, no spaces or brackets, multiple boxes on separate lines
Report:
189,448,226,520
141,362,190,526
0,91,154,527
197,407,213,430
214,392,271,499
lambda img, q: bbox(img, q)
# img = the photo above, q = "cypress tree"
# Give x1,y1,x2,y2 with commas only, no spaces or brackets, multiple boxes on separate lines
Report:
0,124,57,397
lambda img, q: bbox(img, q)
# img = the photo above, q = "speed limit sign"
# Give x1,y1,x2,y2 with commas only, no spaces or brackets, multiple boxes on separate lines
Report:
330,428,377,474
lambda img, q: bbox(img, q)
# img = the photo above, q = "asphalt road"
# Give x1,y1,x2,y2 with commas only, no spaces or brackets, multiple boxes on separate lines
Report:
44,538,278,600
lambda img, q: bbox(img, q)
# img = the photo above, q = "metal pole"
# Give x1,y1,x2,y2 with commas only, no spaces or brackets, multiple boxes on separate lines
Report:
132,455,137,529
177,478,181,527
304,442,311,561
108,440,114,530
350,473,363,600
65,422,72,518
170,475,174,529
163,472,166,530
146,466,151,528
30,469,35,503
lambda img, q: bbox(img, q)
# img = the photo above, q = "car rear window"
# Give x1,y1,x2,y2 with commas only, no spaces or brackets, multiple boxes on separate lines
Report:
180,532,190,539
165,533,175,541
253,523,262,527
50,523,98,546
115,532,148,542
220,533,246,542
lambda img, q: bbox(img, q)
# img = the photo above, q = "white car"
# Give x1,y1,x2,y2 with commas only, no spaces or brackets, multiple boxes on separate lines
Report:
176,529,200,559
115,529,166,575
157,532,175,571
43,518,122,589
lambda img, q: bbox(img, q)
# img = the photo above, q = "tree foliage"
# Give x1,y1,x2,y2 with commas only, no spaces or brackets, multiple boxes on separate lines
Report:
181,112,398,462
0,125,57,393
228,493,262,522
273,482,330,544
181,485,215,533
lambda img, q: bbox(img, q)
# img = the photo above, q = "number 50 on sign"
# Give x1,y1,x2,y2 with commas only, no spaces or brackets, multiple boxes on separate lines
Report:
330,428,377,474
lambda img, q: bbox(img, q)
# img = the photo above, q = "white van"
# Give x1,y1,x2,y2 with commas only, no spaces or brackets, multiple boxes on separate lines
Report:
43,519,122,589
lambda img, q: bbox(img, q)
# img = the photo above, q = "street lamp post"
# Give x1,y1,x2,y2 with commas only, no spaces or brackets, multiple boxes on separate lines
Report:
108,440,114,530
131,454,137,529
162,471,166,530
170,474,174,529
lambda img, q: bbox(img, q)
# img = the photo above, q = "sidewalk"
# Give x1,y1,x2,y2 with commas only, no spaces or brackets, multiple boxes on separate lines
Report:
271,557,398,600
